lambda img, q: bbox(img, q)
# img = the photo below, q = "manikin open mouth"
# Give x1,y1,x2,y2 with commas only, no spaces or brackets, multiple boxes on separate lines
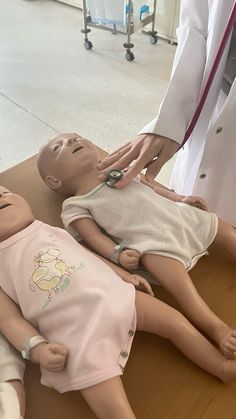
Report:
0,203,12,210
72,146,83,154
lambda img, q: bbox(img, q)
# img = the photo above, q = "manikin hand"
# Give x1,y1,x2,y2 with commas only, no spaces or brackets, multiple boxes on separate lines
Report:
119,249,141,269
122,273,154,296
97,134,179,188
31,342,68,372
180,195,208,211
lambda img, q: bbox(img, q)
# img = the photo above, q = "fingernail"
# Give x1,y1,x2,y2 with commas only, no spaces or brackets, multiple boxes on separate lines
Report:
98,174,106,181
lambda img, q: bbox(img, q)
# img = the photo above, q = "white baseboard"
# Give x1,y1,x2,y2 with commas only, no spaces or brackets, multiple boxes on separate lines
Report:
55,0,83,9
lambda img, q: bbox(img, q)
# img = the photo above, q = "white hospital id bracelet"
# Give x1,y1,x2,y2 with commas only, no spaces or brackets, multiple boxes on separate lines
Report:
21,335,48,360
110,241,128,264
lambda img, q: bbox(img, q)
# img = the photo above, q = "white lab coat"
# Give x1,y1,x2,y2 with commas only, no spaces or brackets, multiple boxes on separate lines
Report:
140,0,236,226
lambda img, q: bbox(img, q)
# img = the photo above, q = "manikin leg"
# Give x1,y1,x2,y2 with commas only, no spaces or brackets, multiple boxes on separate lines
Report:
135,291,236,382
142,253,236,358
81,290,236,419
212,218,236,259
81,376,137,419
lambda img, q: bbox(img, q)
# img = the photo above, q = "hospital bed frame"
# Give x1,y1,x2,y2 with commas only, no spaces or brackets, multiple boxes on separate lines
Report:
81,0,158,61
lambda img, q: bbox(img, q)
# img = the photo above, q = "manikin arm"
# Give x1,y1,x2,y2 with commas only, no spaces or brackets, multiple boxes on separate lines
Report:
140,176,208,210
0,289,67,371
71,217,140,269
91,251,154,296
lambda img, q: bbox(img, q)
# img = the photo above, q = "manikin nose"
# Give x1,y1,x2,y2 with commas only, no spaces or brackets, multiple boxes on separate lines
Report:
66,137,77,146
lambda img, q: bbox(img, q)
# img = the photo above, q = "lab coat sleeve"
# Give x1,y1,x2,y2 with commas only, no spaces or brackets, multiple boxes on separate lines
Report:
0,334,25,383
139,0,209,144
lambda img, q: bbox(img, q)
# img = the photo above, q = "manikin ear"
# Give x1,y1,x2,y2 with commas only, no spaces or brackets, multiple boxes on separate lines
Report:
45,175,63,190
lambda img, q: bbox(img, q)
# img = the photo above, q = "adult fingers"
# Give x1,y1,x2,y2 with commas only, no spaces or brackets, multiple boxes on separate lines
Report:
101,142,131,160
145,156,166,180
97,147,140,182
145,145,176,180
97,144,132,172
113,146,161,188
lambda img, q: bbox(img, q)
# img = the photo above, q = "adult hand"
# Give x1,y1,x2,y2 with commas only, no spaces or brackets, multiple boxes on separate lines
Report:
97,134,179,188
31,342,68,372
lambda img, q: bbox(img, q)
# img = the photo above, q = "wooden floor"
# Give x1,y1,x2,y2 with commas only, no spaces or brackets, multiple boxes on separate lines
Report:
1,154,236,419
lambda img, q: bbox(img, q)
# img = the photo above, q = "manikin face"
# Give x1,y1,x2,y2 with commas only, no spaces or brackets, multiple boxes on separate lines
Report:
0,187,34,242
38,133,99,191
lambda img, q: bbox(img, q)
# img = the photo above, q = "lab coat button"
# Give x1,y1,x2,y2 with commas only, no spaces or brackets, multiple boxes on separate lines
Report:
199,174,206,179
216,127,223,133
120,350,129,358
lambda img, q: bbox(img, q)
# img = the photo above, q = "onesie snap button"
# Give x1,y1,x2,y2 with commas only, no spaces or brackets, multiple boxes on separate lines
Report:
216,126,222,133
120,350,129,358
128,330,135,337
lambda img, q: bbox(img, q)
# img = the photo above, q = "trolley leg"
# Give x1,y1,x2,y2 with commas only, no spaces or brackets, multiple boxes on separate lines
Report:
81,0,93,50
148,0,158,44
123,0,135,61
112,24,117,35
152,0,157,33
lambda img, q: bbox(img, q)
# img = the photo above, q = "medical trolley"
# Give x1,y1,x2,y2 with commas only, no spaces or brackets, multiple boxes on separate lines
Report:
81,0,158,61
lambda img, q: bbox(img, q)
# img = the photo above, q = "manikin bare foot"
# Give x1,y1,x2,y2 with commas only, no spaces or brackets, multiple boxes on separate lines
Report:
213,325,236,359
221,356,236,383
220,330,236,359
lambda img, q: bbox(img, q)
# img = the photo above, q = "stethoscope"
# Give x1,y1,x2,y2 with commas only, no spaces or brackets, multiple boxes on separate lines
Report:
105,169,124,188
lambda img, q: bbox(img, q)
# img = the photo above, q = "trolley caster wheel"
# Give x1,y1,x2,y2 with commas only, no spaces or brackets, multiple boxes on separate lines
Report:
125,51,135,61
150,34,158,44
84,40,93,50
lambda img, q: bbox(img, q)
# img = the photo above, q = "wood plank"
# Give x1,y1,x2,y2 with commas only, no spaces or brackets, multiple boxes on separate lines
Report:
1,153,236,419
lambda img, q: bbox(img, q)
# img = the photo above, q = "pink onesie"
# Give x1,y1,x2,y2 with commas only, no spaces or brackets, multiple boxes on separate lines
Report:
0,221,136,392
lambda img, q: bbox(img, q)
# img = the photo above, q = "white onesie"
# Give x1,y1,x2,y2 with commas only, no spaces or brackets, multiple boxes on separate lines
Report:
61,179,218,270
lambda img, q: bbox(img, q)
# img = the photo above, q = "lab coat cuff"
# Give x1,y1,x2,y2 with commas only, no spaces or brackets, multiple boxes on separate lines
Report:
138,116,185,145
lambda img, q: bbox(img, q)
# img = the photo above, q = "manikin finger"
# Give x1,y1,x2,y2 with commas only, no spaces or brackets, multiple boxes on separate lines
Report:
224,342,236,352
128,277,139,286
128,257,139,263
140,280,154,296
49,343,68,356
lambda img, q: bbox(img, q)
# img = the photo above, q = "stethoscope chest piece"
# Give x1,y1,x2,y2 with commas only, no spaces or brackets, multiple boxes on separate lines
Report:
105,170,123,188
